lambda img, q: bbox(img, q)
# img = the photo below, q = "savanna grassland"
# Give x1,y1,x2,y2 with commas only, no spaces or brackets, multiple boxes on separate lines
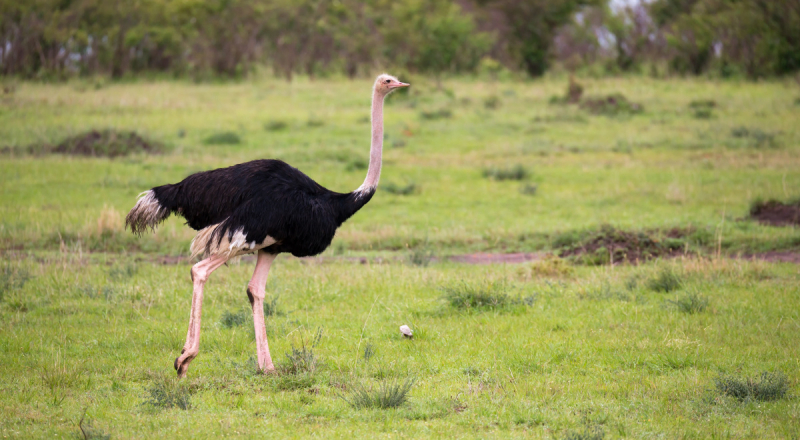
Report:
1,75,799,439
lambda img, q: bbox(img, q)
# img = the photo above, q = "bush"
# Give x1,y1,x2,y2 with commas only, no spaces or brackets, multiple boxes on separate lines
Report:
715,371,789,402
343,378,415,409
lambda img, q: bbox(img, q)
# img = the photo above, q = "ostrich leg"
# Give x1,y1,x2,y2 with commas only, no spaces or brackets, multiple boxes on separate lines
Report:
175,254,228,377
247,250,277,372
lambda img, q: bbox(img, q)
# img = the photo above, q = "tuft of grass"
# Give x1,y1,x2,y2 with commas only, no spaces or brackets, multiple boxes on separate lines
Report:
580,93,642,116
483,164,529,181
667,292,708,314
715,371,789,402
363,344,375,362
78,412,110,440
407,247,434,267
646,268,682,292
264,120,288,131
562,425,605,440
263,295,279,317
441,281,513,310
342,378,415,409
273,373,316,391
203,131,241,145
520,183,538,196
220,309,249,328
383,181,417,195
518,255,573,278
108,263,137,280
483,95,501,109
419,109,452,120
307,118,325,128
0,265,30,302
144,375,194,410
346,158,368,171
689,99,716,119
731,126,778,148
281,328,322,374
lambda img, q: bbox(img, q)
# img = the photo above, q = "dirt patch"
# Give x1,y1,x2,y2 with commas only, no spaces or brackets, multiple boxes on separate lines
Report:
3,130,164,157
749,199,800,226
555,225,696,265
449,252,545,264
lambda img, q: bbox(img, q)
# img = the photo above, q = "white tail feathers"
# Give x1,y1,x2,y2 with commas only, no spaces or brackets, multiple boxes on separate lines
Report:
125,190,169,235
190,223,276,259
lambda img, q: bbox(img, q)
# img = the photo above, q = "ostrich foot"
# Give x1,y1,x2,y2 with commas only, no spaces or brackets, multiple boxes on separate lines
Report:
174,348,197,378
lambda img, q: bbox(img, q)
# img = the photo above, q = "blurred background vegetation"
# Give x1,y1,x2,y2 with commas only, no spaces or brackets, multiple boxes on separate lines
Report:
1,0,798,81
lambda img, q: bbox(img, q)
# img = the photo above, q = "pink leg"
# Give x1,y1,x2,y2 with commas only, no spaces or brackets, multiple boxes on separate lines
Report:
247,250,277,373
174,254,228,378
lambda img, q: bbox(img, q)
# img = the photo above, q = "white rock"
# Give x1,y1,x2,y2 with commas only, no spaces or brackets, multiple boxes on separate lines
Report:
399,325,413,338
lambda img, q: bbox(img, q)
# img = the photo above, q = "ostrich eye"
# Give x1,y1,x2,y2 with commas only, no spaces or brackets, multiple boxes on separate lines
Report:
385,79,391,84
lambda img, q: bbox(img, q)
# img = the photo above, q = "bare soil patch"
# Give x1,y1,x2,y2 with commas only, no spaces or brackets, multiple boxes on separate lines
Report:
554,225,699,265
749,199,800,226
741,251,800,264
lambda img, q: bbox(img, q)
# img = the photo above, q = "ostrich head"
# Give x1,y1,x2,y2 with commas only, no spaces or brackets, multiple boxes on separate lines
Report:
374,74,409,95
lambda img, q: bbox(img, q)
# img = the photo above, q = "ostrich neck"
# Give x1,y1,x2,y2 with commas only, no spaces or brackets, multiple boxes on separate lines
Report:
356,88,385,194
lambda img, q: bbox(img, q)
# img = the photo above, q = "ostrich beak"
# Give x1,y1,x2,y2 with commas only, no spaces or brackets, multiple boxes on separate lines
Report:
391,82,410,89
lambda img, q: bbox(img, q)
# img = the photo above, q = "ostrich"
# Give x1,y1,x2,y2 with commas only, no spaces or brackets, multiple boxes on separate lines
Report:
125,74,409,377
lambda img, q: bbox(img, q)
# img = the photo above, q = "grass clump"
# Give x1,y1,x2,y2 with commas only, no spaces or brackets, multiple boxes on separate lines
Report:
346,158,368,171
483,164,529,181
264,120,288,131
383,181,418,195
441,281,513,310
689,99,716,119
145,375,194,410
731,126,778,148
407,247,434,267
0,265,30,302
518,255,573,279
273,373,316,391
520,183,538,196
668,292,708,314
220,309,249,328
580,93,642,116
281,328,322,374
420,109,452,120
562,425,605,440
203,131,241,145
646,268,682,292
715,371,789,402
342,378,415,409
15,130,164,157
483,95,501,109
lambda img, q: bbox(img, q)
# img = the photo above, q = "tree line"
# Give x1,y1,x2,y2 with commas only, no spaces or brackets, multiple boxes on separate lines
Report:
1,0,797,80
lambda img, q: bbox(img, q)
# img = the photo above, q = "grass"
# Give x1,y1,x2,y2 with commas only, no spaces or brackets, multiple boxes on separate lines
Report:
667,292,709,314
0,75,799,438
342,378,415,409
715,371,790,402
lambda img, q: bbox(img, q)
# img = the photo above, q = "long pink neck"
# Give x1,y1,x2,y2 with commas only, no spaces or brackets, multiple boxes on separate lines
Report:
356,87,384,194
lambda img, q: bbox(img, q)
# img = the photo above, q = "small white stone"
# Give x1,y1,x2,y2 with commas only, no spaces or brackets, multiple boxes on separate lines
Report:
399,325,413,338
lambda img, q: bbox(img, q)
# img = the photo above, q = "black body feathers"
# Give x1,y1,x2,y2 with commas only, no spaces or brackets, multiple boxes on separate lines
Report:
137,160,374,257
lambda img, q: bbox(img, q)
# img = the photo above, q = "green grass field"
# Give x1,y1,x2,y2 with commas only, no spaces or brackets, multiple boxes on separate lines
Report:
1,75,799,438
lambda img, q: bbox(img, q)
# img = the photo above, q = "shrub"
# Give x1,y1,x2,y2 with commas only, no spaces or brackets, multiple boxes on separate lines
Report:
715,371,789,402
343,378,415,409
483,164,529,181
203,132,241,145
